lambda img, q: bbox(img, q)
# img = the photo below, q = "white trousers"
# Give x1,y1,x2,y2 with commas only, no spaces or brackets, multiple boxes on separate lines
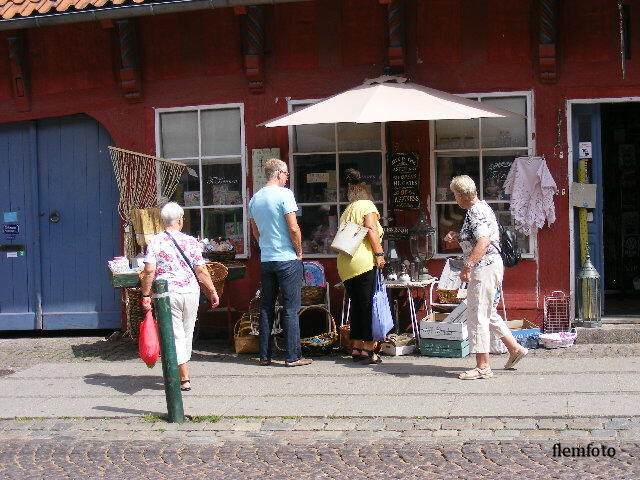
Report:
466,260,511,354
169,292,200,365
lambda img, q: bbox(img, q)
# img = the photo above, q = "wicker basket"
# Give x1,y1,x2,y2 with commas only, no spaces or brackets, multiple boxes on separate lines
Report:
301,286,325,305
436,289,462,304
339,324,352,353
124,288,144,340
234,315,259,354
299,305,338,355
205,262,228,298
203,249,236,263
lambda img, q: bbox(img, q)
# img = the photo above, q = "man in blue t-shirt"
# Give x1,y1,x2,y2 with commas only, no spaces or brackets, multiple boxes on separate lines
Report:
249,158,312,367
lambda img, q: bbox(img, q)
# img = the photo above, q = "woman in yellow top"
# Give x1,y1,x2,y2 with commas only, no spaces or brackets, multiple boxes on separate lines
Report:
337,169,385,364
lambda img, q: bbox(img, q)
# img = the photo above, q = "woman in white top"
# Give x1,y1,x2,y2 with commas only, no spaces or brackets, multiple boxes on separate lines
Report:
445,175,527,380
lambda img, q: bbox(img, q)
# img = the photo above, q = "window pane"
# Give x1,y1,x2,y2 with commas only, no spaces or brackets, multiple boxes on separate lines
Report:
435,153,480,202
171,160,200,206
202,109,242,156
337,123,381,151
338,152,383,202
481,97,527,148
182,208,201,238
202,208,245,255
489,203,530,254
299,205,338,255
481,150,525,200
160,111,198,158
293,154,336,203
292,104,334,152
435,119,478,149
201,161,242,206
436,204,465,253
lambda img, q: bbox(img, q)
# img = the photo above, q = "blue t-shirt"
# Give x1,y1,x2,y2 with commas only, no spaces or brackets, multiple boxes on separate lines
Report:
249,185,298,262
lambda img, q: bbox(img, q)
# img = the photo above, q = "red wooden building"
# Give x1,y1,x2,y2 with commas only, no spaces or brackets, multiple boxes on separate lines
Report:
1,0,639,331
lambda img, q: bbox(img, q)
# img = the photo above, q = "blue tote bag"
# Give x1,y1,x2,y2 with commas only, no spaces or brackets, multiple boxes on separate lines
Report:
372,270,394,341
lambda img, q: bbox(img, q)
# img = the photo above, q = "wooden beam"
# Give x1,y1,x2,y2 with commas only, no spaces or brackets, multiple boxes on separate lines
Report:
538,0,558,83
115,19,143,102
386,0,405,72
7,33,30,112
241,6,265,94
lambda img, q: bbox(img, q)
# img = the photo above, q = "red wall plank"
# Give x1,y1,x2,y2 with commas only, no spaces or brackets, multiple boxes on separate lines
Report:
487,0,531,64
564,0,615,63
417,0,461,64
341,0,385,67
275,2,318,70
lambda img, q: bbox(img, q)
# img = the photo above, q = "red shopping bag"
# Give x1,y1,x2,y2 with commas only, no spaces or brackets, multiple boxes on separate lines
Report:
139,309,160,368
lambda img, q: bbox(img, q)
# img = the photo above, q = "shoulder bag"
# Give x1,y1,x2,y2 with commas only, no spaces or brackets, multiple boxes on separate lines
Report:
165,231,209,305
330,221,369,256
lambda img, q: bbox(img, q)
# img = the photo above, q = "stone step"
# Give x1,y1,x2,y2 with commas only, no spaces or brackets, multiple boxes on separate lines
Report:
575,323,640,344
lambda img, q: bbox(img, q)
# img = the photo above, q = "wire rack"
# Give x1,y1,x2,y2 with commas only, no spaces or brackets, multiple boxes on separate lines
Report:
543,290,571,333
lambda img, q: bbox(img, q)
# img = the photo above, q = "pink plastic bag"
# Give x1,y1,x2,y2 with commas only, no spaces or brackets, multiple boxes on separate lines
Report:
139,310,160,368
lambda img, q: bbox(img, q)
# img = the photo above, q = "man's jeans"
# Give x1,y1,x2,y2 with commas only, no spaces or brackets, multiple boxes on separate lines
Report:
259,259,303,363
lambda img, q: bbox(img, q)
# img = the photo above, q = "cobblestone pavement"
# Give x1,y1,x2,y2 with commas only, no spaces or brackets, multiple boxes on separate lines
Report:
0,436,638,480
2,335,640,373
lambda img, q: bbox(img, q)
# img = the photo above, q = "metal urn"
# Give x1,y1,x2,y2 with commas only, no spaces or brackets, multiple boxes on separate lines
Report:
575,251,601,328
409,211,435,280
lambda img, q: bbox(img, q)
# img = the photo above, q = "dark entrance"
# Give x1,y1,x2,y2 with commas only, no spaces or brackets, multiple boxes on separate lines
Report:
601,103,640,316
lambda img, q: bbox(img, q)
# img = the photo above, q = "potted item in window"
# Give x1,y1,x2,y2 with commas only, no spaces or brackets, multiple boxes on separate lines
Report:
184,191,201,206
210,185,228,205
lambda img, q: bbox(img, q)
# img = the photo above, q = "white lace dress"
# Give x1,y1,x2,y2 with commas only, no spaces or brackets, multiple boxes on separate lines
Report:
503,156,558,235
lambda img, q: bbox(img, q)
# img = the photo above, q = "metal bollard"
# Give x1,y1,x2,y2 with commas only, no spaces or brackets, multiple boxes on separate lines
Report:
152,279,185,423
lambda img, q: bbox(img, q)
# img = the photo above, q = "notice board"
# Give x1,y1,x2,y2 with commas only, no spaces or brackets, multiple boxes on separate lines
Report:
389,153,420,210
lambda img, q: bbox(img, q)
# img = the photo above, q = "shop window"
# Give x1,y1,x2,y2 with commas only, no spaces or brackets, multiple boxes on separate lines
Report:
289,101,386,257
156,105,247,257
431,93,535,257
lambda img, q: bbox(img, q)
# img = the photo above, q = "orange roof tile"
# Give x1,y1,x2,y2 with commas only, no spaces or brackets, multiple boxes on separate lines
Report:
0,0,147,21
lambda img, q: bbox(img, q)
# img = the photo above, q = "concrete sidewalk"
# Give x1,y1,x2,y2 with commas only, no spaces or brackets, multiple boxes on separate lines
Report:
1,348,639,419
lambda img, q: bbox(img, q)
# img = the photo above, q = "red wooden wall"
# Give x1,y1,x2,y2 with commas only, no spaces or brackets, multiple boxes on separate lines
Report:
0,0,636,326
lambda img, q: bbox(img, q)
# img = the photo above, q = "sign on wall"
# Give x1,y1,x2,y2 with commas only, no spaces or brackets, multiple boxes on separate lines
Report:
252,148,281,194
389,153,420,210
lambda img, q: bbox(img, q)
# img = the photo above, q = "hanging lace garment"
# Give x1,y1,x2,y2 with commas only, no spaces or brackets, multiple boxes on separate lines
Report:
503,156,558,235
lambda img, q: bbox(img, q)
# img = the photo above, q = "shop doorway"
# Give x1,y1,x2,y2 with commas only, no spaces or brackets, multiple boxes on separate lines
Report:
0,115,120,330
601,104,640,316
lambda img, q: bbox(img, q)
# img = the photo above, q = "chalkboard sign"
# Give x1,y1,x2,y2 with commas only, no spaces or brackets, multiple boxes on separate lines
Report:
384,226,409,241
389,153,420,210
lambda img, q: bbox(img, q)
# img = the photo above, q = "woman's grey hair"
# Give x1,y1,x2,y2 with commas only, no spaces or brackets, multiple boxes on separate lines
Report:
264,158,288,181
160,202,184,227
449,175,478,200
347,183,372,202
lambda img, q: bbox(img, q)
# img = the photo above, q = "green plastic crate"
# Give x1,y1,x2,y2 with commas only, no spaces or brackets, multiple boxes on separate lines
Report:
419,338,470,358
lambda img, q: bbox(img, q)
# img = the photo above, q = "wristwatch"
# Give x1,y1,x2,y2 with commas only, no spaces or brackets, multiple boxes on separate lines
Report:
374,252,385,257
463,261,474,269
141,295,151,298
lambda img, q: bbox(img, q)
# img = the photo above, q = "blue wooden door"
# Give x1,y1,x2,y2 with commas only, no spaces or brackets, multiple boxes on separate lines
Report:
571,104,605,310
0,115,120,330
0,121,41,330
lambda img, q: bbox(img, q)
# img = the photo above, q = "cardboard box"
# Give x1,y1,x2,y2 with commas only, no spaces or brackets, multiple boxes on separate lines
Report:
419,338,470,358
380,343,416,356
419,321,468,340
506,319,539,330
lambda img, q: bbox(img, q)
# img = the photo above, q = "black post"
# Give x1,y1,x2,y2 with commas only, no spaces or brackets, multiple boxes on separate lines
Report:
152,279,184,423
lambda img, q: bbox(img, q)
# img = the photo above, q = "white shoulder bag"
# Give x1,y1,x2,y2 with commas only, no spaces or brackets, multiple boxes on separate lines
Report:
330,221,369,256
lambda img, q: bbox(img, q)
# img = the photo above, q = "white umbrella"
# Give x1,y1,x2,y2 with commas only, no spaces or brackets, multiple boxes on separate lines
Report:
261,76,523,127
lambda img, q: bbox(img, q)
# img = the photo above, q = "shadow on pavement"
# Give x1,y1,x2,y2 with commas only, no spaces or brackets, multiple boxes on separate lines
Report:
93,405,167,417
84,373,164,394
71,339,138,362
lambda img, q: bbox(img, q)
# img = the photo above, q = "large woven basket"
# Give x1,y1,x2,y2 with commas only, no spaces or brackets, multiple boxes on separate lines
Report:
205,262,228,299
299,305,338,355
436,289,462,304
234,317,259,354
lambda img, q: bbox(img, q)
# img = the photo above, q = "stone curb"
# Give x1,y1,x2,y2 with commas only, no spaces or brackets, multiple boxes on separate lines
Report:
1,416,639,444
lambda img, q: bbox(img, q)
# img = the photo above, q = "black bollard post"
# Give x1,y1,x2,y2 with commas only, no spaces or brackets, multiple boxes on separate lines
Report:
152,279,184,423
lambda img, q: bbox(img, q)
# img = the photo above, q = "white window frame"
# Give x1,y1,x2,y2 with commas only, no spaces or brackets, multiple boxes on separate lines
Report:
154,103,248,259
288,98,388,258
429,90,536,259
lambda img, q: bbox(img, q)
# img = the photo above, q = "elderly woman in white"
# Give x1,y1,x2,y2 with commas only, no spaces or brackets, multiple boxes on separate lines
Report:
445,175,528,380
140,202,219,391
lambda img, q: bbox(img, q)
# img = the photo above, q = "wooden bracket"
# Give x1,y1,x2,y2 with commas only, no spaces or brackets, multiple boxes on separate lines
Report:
386,0,405,72
7,33,30,112
241,6,265,94
115,19,142,101
538,0,557,83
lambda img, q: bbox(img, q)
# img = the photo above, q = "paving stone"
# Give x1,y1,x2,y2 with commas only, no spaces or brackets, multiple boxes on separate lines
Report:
261,422,296,431
537,418,568,429
566,418,604,430
505,419,537,430
383,419,416,431
589,429,618,438
473,418,505,430
558,429,591,438
519,429,557,440
324,420,357,431
355,419,387,431
293,419,327,431
440,418,473,430
432,430,459,437
605,420,640,430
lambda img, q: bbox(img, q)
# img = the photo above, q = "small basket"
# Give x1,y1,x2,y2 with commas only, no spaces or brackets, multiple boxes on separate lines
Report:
436,289,461,304
301,286,326,306
234,316,259,354
203,249,236,263
339,324,351,353
205,262,228,299
299,305,338,355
